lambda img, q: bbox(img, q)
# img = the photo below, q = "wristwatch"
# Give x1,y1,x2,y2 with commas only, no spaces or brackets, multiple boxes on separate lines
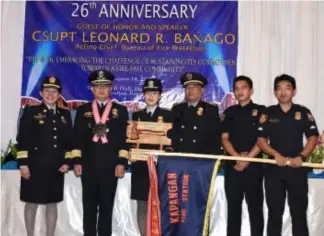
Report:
298,154,307,161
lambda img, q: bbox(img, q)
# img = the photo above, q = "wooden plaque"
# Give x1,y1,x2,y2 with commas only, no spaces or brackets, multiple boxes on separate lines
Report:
126,121,172,149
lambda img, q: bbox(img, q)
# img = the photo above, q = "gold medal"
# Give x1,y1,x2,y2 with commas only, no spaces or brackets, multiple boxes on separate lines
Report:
93,123,108,137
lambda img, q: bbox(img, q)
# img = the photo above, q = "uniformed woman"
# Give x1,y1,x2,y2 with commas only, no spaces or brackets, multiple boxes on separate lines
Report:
16,76,73,236
131,78,172,236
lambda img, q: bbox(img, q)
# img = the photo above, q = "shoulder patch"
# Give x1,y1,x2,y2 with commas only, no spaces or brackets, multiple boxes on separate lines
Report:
307,113,315,121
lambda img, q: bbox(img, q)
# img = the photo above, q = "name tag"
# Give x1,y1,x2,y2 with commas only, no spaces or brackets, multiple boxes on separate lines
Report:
269,118,279,124
84,112,93,117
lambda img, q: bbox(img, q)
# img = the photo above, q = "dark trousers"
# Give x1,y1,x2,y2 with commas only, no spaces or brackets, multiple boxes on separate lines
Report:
224,163,264,236
81,168,118,236
265,166,309,236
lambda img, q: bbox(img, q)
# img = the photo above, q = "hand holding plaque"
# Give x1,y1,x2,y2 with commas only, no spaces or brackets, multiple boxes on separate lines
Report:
126,120,172,161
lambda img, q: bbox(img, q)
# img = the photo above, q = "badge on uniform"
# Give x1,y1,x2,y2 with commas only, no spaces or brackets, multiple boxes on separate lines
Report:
186,73,193,80
259,114,268,124
112,108,118,119
307,113,315,121
84,112,93,117
49,76,56,84
252,109,258,116
269,118,279,124
39,120,44,124
221,113,226,122
295,112,301,120
34,113,46,119
61,116,67,124
157,116,163,123
197,107,203,116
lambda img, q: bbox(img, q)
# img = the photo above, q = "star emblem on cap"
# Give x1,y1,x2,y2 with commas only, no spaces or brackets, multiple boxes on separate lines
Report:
49,76,56,84
186,73,193,80
148,80,154,88
98,70,104,78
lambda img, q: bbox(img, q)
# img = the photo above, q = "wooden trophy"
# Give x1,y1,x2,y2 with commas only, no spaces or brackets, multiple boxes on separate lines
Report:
126,119,172,161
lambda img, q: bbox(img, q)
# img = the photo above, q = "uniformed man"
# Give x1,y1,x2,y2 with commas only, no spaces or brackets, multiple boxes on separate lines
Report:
221,76,264,236
131,78,172,236
257,74,319,236
72,70,129,236
168,72,221,154
16,76,73,236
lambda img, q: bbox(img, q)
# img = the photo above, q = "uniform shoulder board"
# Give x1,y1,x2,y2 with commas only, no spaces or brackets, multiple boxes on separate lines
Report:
77,102,90,111
298,104,309,110
206,101,219,107
113,101,128,110
134,108,145,113
25,104,40,107
57,106,69,111
172,101,186,107
160,107,171,111
112,100,125,106
23,105,39,112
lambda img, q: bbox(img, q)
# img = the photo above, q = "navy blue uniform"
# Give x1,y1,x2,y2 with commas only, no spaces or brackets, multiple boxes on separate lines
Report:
258,104,319,236
16,104,73,204
131,107,172,201
169,101,221,155
73,101,128,236
221,101,265,236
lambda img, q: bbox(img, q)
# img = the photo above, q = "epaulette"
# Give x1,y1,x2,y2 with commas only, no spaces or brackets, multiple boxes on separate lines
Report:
57,106,69,111
134,108,145,113
26,104,40,107
160,107,171,111
172,101,186,107
206,101,220,107
112,100,125,107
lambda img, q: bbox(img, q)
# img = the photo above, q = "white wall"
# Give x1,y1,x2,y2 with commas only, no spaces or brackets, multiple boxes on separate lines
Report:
1,1,324,150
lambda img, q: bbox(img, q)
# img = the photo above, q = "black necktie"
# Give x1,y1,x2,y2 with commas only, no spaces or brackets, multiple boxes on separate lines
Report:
148,112,152,117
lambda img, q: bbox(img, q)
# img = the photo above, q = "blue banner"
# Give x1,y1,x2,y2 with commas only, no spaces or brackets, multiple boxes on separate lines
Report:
21,1,238,111
157,156,216,236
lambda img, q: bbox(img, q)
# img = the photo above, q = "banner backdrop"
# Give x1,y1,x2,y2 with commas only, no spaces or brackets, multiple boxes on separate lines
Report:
21,1,238,111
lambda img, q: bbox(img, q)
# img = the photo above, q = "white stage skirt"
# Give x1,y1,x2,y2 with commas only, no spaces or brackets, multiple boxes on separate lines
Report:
1,171,324,236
